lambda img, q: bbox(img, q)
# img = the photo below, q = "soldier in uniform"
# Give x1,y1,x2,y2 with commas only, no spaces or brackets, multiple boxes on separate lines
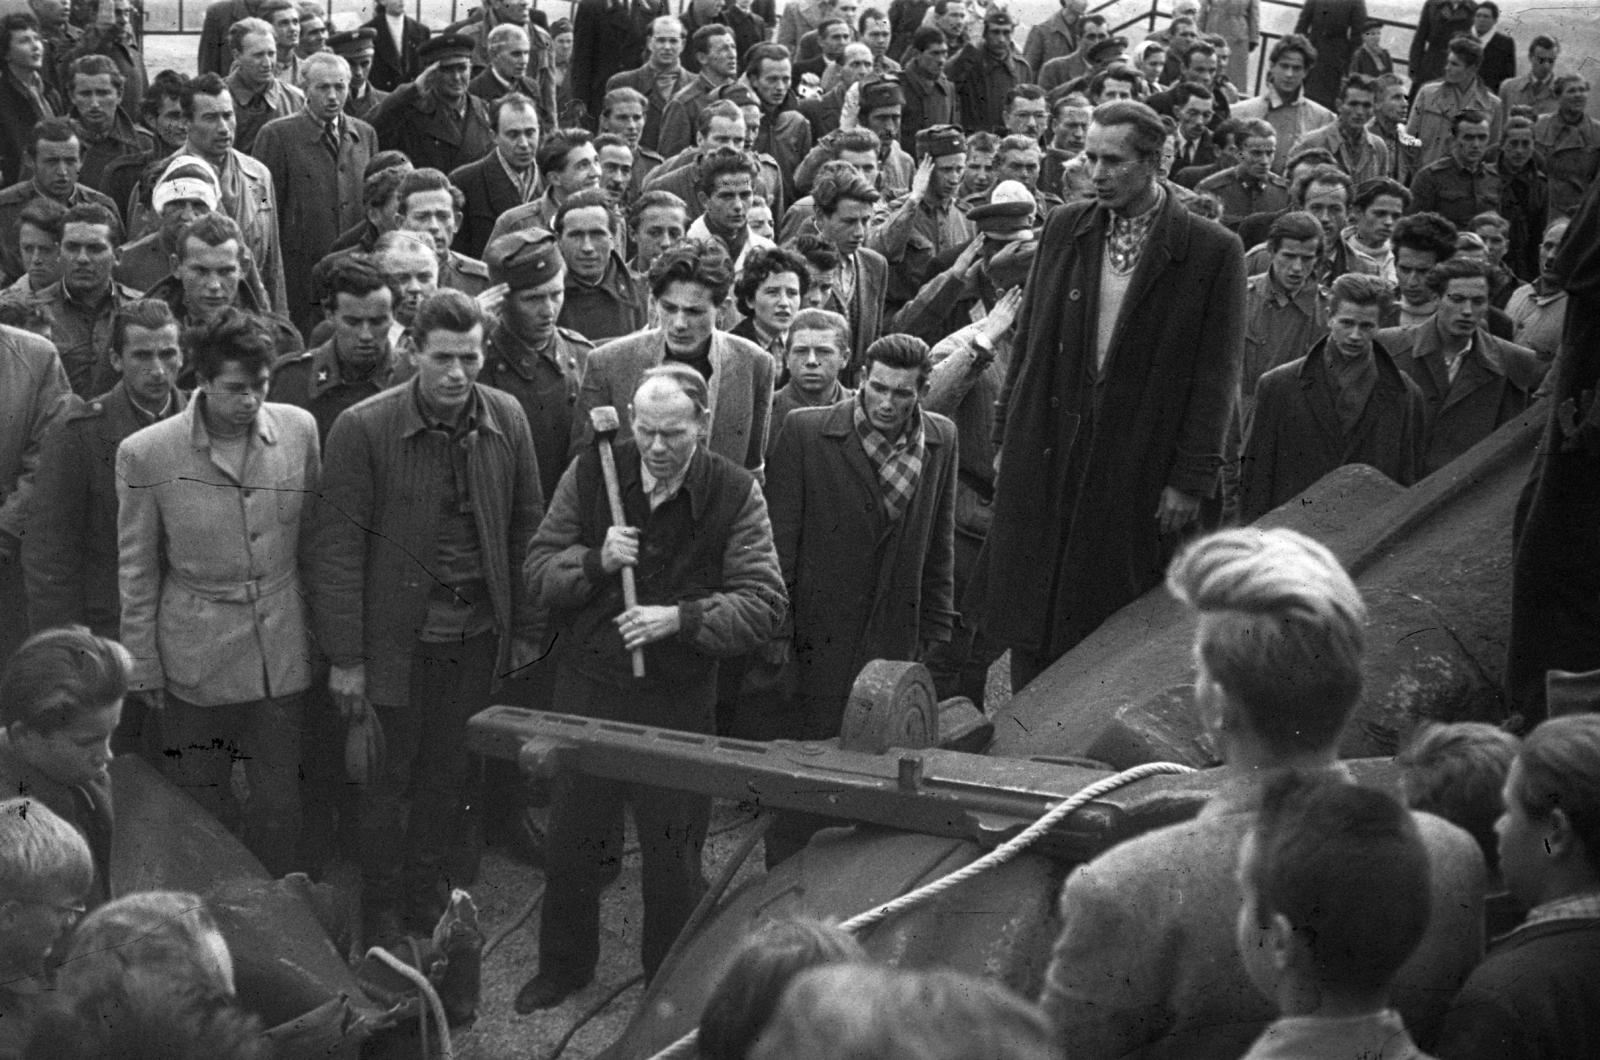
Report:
1196,117,1290,230
330,28,389,123
268,254,402,440
368,34,496,177
394,167,490,298
24,297,184,643
869,125,974,312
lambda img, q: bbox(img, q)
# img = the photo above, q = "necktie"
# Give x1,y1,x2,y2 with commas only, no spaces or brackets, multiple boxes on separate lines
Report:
322,119,340,157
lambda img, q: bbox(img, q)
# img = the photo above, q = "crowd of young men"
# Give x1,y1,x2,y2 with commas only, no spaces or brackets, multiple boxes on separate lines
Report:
0,0,1595,1055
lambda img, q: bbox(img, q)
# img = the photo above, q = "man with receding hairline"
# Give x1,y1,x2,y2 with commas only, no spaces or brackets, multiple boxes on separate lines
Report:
522,361,785,1010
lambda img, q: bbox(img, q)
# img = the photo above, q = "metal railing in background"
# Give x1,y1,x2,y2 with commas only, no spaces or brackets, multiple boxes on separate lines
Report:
142,0,579,36
1084,0,1417,96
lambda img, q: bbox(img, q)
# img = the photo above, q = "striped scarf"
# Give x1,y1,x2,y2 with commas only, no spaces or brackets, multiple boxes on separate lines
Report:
853,395,925,522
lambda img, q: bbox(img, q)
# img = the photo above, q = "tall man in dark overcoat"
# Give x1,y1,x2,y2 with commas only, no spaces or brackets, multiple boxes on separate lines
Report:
569,0,667,127
760,333,957,863
981,100,1244,690
369,35,496,178
253,50,377,337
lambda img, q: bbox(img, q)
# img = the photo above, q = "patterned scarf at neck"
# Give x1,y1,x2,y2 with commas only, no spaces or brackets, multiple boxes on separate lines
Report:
853,394,925,521
1105,184,1164,275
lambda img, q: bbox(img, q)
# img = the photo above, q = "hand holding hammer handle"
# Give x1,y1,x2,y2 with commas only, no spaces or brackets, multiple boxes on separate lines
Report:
591,406,646,677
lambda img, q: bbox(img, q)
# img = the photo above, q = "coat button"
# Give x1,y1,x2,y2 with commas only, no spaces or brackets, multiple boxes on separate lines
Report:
1041,447,1053,459
1049,397,1060,408
1069,290,1081,301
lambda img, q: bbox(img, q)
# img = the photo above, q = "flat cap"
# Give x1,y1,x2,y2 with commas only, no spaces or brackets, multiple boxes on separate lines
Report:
418,33,476,65
327,27,376,57
485,228,564,290
983,8,1014,27
550,17,572,35
915,124,965,159
1087,36,1128,63
859,75,905,111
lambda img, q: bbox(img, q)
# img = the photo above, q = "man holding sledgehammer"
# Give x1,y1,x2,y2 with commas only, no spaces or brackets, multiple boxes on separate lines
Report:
518,364,787,1011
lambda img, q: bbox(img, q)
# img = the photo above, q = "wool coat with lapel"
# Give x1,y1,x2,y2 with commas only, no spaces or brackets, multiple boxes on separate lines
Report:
839,247,890,385
252,110,377,337
570,0,666,123
450,150,532,260
606,63,693,154
115,399,321,706
1378,322,1540,476
364,10,431,93
570,328,775,480
765,399,958,737
1238,337,1427,522
982,192,1244,660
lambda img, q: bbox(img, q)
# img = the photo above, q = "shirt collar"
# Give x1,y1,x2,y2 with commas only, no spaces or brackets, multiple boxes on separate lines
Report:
404,376,484,437
639,460,689,508
189,391,276,451
1524,891,1600,927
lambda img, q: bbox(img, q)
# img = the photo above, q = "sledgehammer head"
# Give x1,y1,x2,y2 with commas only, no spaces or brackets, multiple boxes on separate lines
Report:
589,405,621,441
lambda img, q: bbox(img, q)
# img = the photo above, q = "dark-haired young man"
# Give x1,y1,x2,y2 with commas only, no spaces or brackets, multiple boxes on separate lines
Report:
18,202,141,399
574,237,773,474
1241,272,1425,519
1409,109,1499,229
0,13,63,189
1533,75,1600,219
1409,36,1500,168
26,298,184,642
449,93,541,259
551,189,648,342
605,16,690,155
1496,34,1560,124
1377,256,1540,476
394,166,491,297
307,287,544,945
761,333,955,862
520,361,784,1009
687,147,769,265
490,127,600,240
269,254,399,439
1231,35,1334,173
117,307,321,877
1040,526,1485,1060
657,23,738,158
63,54,150,196
0,119,116,288
810,161,888,380
1288,73,1389,184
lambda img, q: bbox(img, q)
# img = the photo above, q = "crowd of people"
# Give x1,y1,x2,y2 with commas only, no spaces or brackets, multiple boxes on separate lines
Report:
0,0,1596,1055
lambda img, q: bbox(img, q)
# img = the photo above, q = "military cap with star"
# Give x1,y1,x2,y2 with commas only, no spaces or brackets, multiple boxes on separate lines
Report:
418,33,476,66
327,28,377,58
485,228,564,290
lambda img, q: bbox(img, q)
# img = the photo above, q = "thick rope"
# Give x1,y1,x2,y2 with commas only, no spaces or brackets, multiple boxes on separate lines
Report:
367,945,456,1060
641,760,1198,1060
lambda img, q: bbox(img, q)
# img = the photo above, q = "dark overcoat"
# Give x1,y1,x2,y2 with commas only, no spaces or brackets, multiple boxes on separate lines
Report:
606,63,693,155
368,80,495,177
1505,176,1600,721
981,192,1244,660
766,399,958,738
1238,337,1426,522
1378,322,1540,475
252,111,377,337
450,151,529,260
569,0,666,123
1293,0,1366,108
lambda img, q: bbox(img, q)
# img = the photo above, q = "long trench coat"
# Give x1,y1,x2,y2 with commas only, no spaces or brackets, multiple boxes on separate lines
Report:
252,111,377,337
981,192,1244,663
766,399,958,737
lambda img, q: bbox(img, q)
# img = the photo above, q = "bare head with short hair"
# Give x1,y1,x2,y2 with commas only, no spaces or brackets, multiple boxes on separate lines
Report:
0,797,94,909
1398,722,1519,874
1167,528,1367,758
57,891,235,1001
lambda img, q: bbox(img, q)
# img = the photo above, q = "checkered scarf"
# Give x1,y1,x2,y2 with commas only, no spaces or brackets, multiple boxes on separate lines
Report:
853,394,925,522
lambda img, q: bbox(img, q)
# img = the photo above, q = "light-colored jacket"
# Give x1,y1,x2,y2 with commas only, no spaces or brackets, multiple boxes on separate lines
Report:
216,148,291,315
0,324,71,542
571,328,775,480
116,398,321,705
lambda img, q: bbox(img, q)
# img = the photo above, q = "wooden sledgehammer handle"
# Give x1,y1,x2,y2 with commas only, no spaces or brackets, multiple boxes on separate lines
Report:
596,438,646,678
